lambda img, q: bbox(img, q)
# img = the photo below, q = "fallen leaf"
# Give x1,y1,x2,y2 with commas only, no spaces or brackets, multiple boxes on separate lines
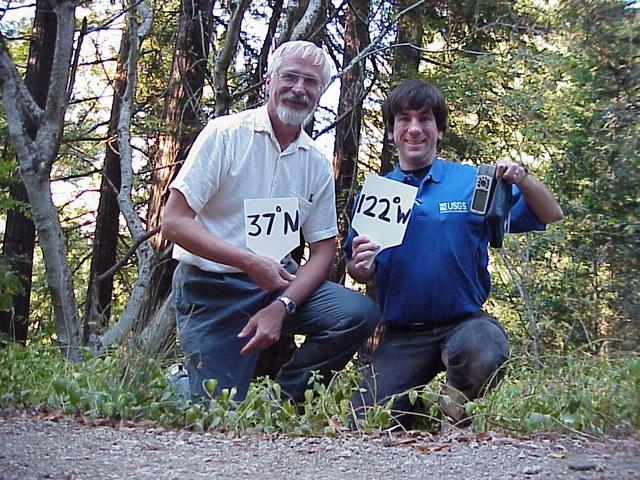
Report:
412,444,432,452
383,437,416,447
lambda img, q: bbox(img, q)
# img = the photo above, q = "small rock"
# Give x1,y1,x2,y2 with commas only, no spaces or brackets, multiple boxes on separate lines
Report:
522,465,542,475
568,461,603,472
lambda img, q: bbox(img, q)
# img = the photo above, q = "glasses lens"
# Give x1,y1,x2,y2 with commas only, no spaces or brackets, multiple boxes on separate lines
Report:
278,72,320,92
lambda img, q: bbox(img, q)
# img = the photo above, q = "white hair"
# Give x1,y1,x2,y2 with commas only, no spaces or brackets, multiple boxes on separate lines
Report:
267,40,332,88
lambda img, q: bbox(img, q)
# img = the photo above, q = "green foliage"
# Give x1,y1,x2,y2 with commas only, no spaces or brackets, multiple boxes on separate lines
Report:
0,344,172,420
0,343,362,434
0,258,25,312
542,0,640,348
2,344,637,436
1,0,637,416
472,351,640,434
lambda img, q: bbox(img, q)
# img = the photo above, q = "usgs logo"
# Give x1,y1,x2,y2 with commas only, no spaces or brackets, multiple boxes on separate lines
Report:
439,201,468,214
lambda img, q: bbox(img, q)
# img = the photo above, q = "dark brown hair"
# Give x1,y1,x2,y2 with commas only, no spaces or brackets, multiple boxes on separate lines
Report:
383,79,448,137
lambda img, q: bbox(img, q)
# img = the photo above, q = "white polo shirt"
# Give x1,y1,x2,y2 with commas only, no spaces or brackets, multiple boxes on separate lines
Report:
170,105,338,273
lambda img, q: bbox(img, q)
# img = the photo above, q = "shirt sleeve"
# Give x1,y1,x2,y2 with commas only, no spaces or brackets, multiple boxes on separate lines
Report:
507,184,547,233
341,191,363,261
342,226,357,261
169,120,229,213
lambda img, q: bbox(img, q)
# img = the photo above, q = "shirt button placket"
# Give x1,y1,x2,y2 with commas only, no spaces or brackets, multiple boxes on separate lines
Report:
270,152,283,197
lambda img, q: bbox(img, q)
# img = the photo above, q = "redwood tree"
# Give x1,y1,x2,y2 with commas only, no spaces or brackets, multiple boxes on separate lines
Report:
330,0,370,284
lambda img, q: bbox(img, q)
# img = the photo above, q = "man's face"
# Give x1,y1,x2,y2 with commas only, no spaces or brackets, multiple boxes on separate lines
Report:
392,108,443,169
266,56,323,126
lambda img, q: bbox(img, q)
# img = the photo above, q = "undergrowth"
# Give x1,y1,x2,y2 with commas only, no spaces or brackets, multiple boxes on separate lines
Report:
0,343,638,436
473,351,640,435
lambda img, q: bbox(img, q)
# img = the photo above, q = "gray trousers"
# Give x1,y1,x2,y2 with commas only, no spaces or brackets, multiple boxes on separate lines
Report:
352,312,509,427
173,263,378,402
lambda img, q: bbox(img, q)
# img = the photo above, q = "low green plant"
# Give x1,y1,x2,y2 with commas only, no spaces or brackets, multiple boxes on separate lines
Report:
0,343,177,420
0,343,364,434
1,343,638,436
470,350,640,435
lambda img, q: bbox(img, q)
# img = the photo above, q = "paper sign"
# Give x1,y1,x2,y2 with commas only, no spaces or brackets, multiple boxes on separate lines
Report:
352,174,418,255
244,197,300,262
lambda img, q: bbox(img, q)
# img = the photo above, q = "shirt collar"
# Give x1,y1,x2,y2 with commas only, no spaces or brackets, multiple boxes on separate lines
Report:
254,105,312,152
389,157,445,184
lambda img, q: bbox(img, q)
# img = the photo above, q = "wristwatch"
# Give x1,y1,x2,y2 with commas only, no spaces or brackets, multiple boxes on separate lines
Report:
277,295,296,317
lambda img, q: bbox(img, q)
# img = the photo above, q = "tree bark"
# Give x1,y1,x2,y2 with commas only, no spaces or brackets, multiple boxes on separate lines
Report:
330,0,370,284
290,0,324,41
213,0,251,117
93,0,155,354
246,0,284,108
83,32,128,341
136,0,212,342
0,2,83,360
147,0,212,243
0,0,56,344
379,0,425,175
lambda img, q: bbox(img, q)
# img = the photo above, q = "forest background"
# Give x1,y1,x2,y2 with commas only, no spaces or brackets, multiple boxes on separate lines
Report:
0,0,637,434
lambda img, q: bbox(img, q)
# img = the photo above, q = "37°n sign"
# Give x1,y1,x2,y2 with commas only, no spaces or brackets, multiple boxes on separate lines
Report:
244,197,300,262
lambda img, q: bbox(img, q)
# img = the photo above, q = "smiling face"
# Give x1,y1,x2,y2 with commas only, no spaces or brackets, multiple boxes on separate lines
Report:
392,107,443,170
266,56,323,126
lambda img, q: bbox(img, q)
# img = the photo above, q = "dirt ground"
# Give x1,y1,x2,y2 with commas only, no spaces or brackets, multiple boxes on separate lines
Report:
1,411,638,480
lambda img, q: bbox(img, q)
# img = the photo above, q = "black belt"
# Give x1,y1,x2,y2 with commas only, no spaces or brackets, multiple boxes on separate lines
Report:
385,311,485,334
386,323,442,334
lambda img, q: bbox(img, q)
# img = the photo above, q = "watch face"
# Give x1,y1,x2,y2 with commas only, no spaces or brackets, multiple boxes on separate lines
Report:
279,296,296,315
286,302,295,314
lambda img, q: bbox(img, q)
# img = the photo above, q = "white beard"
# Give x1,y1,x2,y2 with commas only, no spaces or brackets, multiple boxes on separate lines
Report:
275,104,310,125
274,91,316,125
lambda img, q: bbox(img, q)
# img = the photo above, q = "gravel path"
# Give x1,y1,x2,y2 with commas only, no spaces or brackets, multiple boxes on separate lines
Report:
1,412,638,479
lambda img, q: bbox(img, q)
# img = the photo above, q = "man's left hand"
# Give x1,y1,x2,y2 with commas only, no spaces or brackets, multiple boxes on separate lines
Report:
495,160,528,186
237,301,286,355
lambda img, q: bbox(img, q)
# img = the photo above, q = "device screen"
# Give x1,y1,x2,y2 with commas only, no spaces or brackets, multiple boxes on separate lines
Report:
472,189,489,212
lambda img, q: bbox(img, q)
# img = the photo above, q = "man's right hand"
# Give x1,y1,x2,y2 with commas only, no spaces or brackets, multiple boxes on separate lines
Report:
244,254,296,291
348,235,379,282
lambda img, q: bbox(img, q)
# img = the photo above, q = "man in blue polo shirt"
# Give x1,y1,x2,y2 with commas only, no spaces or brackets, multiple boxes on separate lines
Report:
345,79,563,428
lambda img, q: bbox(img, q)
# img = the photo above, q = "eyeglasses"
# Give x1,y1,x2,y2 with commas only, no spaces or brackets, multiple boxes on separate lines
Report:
274,71,322,93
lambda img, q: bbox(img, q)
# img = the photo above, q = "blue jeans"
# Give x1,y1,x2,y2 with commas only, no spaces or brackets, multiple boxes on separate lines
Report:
352,312,509,427
173,263,378,402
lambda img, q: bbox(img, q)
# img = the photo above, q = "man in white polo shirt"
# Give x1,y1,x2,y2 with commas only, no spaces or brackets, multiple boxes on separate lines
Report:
161,41,377,402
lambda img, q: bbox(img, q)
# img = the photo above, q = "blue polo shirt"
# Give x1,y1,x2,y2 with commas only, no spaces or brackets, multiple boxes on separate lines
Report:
344,158,545,328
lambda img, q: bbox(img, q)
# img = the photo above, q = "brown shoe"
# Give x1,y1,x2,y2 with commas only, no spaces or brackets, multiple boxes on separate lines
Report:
438,385,472,428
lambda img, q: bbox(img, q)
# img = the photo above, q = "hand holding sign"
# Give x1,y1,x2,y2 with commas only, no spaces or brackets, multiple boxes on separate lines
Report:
352,174,418,267
244,197,300,262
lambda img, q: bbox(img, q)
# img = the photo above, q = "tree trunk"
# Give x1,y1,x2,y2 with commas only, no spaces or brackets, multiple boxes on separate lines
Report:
0,0,56,344
136,0,212,340
0,2,83,360
213,0,251,117
83,32,128,341
92,1,156,354
246,0,284,108
379,0,424,175
147,0,212,244
330,0,370,284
